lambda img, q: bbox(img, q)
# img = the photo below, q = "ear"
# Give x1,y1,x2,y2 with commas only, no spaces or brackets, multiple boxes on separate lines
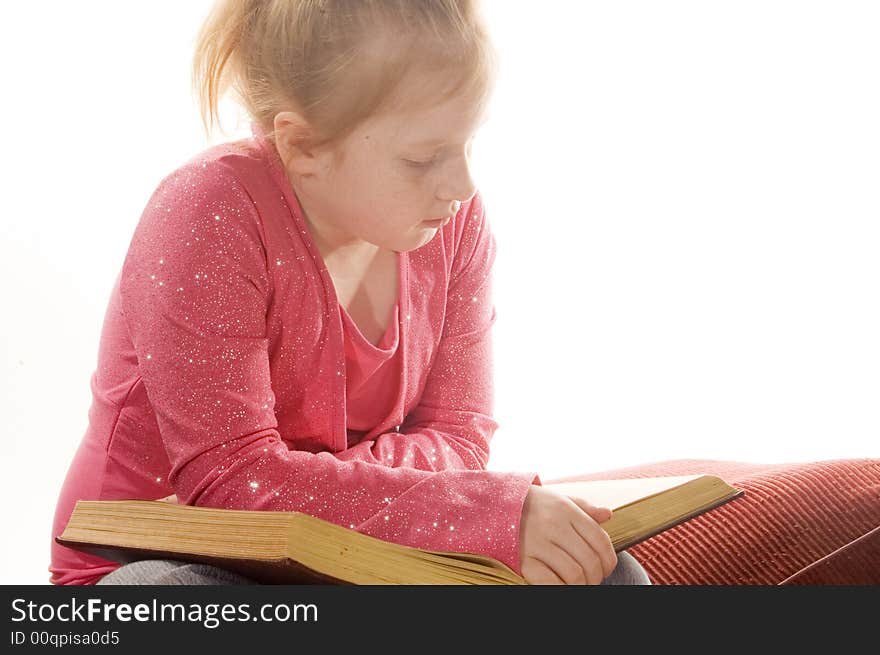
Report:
272,111,323,176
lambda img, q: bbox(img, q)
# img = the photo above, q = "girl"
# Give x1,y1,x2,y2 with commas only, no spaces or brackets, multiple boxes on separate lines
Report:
49,0,649,586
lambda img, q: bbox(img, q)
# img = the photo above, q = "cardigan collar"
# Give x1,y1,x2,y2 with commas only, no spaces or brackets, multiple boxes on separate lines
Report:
248,120,412,452
249,120,349,452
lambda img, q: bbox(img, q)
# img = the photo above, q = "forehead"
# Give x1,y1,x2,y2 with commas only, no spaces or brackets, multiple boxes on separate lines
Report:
383,97,489,147
357,67,489,144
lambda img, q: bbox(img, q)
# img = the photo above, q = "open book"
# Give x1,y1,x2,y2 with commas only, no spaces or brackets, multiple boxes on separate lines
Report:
56,474,743,585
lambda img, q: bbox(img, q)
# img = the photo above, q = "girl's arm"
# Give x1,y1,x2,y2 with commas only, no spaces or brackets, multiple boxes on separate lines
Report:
335,193,501,472
121,165,536,574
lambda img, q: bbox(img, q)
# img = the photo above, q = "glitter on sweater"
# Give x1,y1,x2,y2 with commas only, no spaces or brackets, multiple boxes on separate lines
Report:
48,121,540,586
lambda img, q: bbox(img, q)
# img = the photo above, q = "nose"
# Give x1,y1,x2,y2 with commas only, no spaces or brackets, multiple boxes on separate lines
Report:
438,160,477,215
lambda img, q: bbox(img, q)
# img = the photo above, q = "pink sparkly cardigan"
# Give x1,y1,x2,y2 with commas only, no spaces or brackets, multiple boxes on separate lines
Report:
48,123,539,585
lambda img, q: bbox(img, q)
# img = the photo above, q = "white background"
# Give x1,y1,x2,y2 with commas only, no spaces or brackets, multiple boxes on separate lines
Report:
1,1,877,584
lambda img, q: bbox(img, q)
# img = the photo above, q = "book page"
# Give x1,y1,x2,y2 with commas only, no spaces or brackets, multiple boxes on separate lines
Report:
543,475,706,510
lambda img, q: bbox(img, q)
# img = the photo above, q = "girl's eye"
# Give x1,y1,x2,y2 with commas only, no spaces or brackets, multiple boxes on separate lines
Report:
404,158,434,168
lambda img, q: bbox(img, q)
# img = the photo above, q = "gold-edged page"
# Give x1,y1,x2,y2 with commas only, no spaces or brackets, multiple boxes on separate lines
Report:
543,474,709,511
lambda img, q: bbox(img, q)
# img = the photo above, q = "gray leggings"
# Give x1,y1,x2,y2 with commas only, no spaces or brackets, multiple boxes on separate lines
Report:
95,550,651,585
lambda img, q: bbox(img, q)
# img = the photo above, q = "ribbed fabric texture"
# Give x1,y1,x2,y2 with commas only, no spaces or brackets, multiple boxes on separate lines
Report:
778,524,880,585
546,458,880,585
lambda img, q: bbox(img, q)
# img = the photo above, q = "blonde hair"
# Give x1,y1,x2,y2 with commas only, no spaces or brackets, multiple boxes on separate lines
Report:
192,0,499,152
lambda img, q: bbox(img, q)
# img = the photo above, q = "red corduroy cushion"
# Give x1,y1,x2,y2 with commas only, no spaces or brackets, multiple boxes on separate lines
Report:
545,458,880,585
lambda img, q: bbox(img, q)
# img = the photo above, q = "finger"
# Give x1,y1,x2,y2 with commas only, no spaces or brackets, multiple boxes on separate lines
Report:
556,524,604,584
569,509,618,577
542,542,590,585
157,494,178,504
521,557,565,585
558,497,617,577
568,497,612,523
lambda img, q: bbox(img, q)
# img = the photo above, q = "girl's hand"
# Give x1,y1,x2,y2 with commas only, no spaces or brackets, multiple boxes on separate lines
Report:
518,484,617,585
157,494,179,504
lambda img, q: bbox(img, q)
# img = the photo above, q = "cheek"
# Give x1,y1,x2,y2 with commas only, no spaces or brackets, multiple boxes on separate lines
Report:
337,166,388,211
383,168,431,203
346,156,431,220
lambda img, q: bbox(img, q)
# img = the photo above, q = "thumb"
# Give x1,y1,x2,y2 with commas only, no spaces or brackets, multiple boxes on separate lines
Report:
568,497,613,524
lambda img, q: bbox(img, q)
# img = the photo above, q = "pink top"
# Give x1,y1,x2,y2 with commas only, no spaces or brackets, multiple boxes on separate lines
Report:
48,121,540,585
342,300,401,448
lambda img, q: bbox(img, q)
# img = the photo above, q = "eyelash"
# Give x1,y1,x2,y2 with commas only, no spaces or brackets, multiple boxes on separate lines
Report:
405,134,479,169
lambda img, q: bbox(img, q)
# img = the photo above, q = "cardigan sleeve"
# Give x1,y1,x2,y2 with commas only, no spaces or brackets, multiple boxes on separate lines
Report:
119,163,537,575
334,192,505,472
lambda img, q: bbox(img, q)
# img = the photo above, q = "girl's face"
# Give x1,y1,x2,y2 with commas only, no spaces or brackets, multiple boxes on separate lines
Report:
275,84,488,258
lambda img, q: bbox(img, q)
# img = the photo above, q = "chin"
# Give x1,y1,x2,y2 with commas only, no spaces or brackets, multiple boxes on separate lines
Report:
398,232,437,252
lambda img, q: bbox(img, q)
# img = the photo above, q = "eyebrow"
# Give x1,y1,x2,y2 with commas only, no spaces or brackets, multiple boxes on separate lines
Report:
411,137,451,147
408,117,491,148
